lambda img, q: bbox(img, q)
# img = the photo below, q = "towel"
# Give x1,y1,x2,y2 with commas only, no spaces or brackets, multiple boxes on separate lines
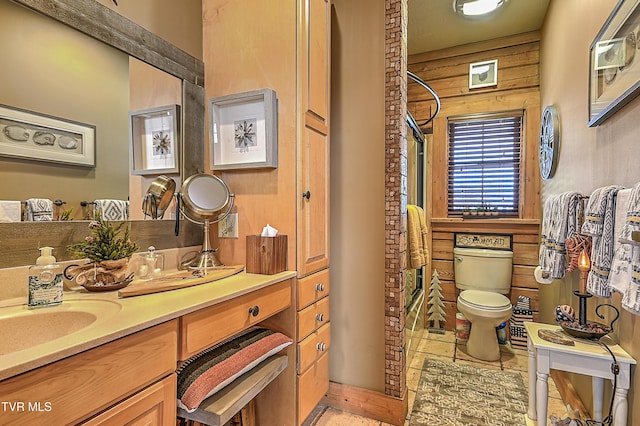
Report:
407,205,429,269
581,185,625,297
25,198,53,221
0,200,21,222
538,192,582,279
94,199,129,221
609,187,634,295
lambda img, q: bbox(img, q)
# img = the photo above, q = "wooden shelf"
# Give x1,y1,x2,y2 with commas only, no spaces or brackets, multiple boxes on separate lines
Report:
177,355,288,426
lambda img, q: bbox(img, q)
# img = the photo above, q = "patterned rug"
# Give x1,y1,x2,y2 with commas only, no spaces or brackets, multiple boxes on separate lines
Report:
410,358,528,426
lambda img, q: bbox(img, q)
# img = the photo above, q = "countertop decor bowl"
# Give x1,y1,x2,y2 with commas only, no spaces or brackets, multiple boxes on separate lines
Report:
558,320,612,339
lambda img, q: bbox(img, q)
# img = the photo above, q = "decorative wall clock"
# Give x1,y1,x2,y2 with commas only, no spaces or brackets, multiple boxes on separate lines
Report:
539,105,560,180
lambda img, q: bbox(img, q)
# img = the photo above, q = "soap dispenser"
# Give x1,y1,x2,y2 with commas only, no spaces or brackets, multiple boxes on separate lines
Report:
28,247,63,308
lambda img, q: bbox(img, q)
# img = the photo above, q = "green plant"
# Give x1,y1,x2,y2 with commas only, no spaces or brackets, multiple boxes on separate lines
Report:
67,212,138,262
60,208,74,221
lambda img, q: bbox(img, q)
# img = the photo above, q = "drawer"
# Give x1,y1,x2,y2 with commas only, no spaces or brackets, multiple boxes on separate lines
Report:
297,269,330,309
297,296,329,340
297,322,330,374
297,351,329,424
179,279,291,360
0,320,178,425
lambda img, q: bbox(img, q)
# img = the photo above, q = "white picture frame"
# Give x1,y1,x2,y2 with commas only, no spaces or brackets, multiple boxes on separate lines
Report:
0,104,95,167
469,59,498,89
209,88,278,170
129,105,180,175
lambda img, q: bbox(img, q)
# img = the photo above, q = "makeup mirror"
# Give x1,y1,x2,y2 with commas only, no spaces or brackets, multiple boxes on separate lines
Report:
178,174,234,270
142,175,177,219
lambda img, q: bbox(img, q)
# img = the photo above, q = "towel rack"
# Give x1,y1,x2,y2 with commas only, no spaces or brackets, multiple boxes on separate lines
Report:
22,199,66,206
80,201,96,207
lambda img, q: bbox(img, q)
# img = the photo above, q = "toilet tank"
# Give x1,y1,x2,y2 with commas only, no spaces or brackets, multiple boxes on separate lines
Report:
453,247,513,294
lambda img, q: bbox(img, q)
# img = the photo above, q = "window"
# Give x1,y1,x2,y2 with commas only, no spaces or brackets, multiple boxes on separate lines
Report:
447,112,522,216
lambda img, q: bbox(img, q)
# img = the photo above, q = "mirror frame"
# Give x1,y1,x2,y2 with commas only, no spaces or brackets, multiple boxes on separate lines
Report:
0,0,205,268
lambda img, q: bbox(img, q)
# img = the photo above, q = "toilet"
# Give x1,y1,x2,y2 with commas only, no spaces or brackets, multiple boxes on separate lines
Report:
454,247,513,361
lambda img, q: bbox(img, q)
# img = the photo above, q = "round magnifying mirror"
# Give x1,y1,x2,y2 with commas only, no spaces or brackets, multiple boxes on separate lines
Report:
142,175,176,219
181,174,231,220
178,173,235,270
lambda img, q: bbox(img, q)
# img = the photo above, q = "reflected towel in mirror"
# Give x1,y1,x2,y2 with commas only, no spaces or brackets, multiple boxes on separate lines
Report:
407,205,429,269
94,199,129,221
25,198,53,221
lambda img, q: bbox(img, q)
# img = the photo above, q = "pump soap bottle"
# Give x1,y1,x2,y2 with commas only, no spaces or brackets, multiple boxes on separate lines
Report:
28,247,63,308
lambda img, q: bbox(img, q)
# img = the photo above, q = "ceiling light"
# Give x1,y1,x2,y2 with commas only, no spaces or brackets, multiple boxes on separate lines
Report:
453,0,507,18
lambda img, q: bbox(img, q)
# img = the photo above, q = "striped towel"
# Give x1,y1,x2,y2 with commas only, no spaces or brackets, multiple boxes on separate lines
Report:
25,198,53,221
581,185,625,298
94,199,129,221
539,192,582,279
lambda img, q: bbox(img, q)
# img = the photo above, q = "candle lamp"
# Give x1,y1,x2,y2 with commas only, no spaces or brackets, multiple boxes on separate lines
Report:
574,249,592,325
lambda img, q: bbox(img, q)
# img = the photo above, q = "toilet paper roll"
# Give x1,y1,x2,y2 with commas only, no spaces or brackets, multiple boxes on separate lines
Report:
534,266,554,284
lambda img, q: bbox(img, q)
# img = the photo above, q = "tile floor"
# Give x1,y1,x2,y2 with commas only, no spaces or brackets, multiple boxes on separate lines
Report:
310,330,576,426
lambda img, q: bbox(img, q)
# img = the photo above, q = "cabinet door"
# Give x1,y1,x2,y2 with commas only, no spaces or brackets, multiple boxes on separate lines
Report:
298,125,330,277
301,0,330,126
82,375,176,426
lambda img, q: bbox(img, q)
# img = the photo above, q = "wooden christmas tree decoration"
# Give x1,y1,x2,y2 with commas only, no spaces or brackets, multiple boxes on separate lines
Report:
428,269,446,334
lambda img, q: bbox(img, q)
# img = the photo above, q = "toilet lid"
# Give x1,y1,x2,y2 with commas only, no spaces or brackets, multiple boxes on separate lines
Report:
458,290,512,311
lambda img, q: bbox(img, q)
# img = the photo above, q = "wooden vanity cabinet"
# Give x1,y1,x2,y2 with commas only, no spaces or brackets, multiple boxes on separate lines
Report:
0,320,178,426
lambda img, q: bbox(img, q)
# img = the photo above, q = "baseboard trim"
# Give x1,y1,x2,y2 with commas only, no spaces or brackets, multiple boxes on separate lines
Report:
321,381,407,426
550,369,589,418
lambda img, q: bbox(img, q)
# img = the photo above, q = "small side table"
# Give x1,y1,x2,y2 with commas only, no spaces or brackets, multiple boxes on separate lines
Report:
524,322,636,426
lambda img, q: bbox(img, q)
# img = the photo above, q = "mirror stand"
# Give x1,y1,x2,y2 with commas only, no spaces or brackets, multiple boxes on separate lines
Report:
182,218,224,269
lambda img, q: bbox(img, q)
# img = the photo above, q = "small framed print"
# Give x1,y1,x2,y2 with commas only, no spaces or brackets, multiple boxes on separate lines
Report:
209,88,277,170
130,105,180,175
469,59,498,89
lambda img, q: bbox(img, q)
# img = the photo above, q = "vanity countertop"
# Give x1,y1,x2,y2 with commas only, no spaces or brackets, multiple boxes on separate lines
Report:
0,270,296,381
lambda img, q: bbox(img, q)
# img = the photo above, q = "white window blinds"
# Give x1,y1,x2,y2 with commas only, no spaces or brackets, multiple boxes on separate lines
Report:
447,113,522,216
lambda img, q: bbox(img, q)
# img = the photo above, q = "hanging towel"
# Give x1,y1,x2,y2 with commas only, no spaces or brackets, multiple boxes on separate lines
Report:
25,198,53,221
94,199,129,221
407,205,429,269
609,187,634,295
581,185,625,297
538,192,582,279
0,200,22,222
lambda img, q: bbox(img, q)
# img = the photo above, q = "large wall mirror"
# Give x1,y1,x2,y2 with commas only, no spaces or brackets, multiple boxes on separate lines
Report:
0,0,205,267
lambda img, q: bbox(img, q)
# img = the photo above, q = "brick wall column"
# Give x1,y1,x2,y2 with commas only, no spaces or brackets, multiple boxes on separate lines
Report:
384,0,407,398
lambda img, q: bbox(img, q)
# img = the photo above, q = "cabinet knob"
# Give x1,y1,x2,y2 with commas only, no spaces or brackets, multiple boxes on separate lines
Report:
302,190,311,200
248,306,260,317
315,283,325,292
317,342,327,351
316,313,324,322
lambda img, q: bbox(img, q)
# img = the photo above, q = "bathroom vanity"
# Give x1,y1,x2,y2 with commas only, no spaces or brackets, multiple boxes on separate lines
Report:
0,271,296,425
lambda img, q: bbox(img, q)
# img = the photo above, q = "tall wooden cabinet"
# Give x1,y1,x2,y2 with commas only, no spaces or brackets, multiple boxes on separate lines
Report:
296,0,331,423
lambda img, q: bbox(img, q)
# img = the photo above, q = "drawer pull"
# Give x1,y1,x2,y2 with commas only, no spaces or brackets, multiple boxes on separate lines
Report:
315,283,325,292
315,313,324,322
248,306,260,317
316,342,327,351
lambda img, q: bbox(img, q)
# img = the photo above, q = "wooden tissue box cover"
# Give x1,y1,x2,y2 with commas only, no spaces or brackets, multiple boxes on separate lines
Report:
246,235,287,275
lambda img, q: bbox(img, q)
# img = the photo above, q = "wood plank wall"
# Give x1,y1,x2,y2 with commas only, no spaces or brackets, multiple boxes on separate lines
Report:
408,32,543,329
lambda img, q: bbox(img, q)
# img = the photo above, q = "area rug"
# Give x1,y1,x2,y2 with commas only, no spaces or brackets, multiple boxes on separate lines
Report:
410,358,528,426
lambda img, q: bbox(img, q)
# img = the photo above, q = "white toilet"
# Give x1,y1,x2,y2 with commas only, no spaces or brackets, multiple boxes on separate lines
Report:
454,247,513,361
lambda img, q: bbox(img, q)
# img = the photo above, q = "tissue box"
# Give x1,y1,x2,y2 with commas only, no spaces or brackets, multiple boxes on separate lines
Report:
246,235,287,274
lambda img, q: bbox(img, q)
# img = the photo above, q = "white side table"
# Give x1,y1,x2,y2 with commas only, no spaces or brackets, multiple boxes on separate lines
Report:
524,322,636,426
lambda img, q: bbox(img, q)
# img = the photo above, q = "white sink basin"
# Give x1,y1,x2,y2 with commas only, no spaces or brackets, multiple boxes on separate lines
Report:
0,300,121,355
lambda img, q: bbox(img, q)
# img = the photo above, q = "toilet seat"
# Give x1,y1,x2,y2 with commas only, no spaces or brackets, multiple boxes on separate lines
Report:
458,290,511,311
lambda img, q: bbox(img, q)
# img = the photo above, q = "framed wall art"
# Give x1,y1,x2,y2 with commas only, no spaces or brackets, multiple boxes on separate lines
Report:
0,104,95,167
209,88,277,170
130,104,180,175
469,59,498,89
588,0,640,127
